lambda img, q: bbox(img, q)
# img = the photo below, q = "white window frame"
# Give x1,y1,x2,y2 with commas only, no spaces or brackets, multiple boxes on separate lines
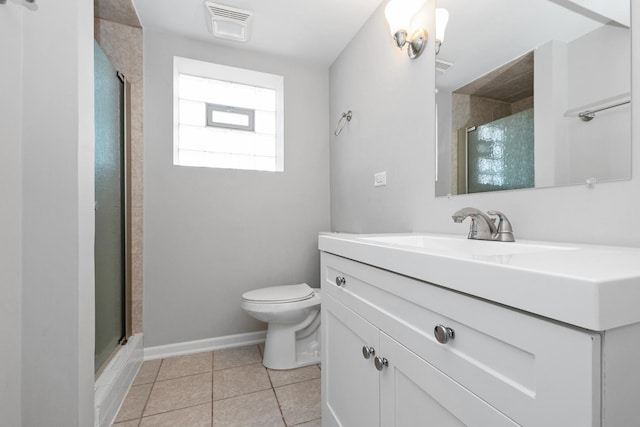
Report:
173,56,285,171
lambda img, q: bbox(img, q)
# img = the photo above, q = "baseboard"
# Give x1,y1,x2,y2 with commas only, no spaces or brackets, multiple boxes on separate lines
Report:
95,333,144,427
144,330,267,361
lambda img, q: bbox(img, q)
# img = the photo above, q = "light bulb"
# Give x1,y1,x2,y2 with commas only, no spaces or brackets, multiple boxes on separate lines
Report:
435,8,449,43
385,0,426,37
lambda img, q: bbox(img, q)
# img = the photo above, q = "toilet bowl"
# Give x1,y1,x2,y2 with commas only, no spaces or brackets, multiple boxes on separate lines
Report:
241,283,321,370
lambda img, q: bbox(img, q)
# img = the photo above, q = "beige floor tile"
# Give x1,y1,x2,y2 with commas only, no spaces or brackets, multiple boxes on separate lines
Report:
133,359,161,385
112,420,139,427
258,342,265,357
139,402,211,427
267,365,320,388
275,378,321,426
214,345,262,370
156,352,212,381
291,418,322,427
213,363,271,401
213,389,284,427
144,373,212,416
114,383,152,423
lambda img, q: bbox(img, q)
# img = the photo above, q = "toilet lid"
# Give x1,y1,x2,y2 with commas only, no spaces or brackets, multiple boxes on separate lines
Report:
242,283,314,303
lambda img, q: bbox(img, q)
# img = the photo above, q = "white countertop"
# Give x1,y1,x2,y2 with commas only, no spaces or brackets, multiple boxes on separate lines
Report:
318,232,640,331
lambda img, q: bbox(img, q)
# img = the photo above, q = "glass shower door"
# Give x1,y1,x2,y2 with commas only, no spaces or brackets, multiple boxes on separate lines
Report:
94,41,126,374
466,109,535,194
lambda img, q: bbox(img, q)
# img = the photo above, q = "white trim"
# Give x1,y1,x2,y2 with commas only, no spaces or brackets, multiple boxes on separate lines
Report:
94,333,144,427
144,330,267,361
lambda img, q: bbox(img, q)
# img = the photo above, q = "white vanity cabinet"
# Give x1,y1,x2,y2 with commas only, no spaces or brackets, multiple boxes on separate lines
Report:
320,252,602,427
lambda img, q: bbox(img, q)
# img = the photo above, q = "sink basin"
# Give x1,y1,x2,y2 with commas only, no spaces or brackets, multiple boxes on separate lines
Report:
359,234,576,257
319,232,640,331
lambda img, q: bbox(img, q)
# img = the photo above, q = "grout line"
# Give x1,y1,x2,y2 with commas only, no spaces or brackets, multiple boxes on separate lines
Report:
137,402,213,423
154,369,213,383
136,358,163,423
269,370,287,426
114,347,322,426
258,342,264,358
211,386,275,405
270,364,322,389
213,361,264,374
289,418,322,427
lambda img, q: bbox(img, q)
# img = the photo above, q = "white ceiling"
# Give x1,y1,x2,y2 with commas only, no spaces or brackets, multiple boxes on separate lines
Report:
131,0,386,66
436,0,628,90
435,0,629,92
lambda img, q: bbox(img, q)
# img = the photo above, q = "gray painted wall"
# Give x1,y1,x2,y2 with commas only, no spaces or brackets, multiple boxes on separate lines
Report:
1,0,95,425
330,2,433,234
0,5,23,426
331,1,640,247
144,30,331,347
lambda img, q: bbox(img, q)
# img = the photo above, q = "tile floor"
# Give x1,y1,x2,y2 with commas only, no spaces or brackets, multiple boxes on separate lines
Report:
112,344,321,426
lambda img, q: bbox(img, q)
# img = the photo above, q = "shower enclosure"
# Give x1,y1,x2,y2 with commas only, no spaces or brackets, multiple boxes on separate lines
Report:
94,41,131,374
457,109,535,194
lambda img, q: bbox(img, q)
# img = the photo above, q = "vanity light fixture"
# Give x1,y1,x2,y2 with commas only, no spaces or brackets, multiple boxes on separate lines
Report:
384,0,428,59
435,8,449,55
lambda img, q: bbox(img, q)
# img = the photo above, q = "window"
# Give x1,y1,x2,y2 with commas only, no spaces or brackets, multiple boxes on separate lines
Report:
173,56,284,171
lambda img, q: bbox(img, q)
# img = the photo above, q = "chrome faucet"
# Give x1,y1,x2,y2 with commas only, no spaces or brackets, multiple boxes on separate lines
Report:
451,208,515,242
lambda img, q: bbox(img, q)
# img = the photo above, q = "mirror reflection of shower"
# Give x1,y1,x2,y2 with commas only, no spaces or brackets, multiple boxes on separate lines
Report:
435,0,631,197
451,53,534,195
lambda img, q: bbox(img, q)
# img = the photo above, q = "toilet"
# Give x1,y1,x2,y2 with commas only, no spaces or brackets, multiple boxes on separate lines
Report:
241,283,321,370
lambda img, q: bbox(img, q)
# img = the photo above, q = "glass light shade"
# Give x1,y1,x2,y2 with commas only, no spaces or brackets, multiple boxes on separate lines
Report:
385,0,426,36
435,8,449,42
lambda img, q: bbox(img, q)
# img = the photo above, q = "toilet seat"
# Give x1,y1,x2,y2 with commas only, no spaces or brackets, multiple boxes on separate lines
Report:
241,283,314,304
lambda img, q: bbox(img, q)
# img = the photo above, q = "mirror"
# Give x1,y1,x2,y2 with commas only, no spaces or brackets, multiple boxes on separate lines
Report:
435,0,631,196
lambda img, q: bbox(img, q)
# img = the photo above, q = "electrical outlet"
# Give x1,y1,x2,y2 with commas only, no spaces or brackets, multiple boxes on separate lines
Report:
374,171,387,187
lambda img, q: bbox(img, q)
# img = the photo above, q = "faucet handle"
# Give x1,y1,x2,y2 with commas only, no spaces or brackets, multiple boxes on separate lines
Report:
487,210,515,241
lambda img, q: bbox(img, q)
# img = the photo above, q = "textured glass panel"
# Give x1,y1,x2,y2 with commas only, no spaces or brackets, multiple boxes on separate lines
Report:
178,149,277,171
467,109,534,193
254,87,277,112
179,99,206,126
94,42,125,373
179,74,276,111
177,73,279,171
255,110,276,134
179,124,281,157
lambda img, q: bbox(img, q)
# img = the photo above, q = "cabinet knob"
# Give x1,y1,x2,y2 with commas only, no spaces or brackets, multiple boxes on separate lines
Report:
362,345,375,359
374,356,388,371
335,276,346,287
434,324,455,344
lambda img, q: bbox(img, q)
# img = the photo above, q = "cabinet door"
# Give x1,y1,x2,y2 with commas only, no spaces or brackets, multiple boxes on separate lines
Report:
378,332,519,427
322,293,379,427
323,252,600,426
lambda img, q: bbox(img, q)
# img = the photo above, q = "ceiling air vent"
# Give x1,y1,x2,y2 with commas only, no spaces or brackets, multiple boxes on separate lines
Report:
436,58,454,73
204,2,253,42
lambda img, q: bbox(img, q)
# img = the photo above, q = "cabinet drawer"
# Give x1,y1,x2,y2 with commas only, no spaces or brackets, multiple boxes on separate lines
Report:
322,252,601,427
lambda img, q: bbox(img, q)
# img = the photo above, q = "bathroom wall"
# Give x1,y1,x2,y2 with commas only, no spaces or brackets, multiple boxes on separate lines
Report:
330,1,640,247
565,24,631,184
330,2,433,234
143,29,331,347
0,0,95,425
0,5,23,426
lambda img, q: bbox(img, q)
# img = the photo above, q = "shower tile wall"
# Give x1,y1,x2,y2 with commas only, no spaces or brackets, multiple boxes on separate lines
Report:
95,17,144,333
